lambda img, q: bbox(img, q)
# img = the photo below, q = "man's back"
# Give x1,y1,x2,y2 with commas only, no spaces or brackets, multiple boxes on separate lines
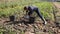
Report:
28,6,38,10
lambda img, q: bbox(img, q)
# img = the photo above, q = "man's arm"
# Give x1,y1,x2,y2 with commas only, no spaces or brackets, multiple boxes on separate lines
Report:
26,10,28,15
23,10,28,15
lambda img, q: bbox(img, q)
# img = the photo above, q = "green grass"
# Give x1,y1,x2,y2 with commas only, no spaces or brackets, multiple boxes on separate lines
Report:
0,0,40,17
33,2,54,18
0,2,54,20
0,0,53,18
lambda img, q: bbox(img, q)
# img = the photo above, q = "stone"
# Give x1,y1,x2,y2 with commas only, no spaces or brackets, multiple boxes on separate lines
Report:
25,31,34,34
18,23,22,26
58,29,60,33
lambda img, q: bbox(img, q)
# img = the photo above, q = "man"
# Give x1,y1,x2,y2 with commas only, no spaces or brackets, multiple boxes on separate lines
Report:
23,6,47,25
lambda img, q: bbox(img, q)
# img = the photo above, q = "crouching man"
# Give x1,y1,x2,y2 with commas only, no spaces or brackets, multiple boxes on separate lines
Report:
23,6,47,25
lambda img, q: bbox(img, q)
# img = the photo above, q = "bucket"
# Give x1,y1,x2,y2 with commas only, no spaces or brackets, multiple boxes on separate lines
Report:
23,15,35,24
9,15,15,21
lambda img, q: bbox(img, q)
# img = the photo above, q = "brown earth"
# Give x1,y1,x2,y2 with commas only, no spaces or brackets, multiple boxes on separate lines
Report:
0,16,60,34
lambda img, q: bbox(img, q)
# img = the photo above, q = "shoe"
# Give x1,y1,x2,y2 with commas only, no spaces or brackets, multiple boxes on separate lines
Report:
44,21,47,25
43,21,47,25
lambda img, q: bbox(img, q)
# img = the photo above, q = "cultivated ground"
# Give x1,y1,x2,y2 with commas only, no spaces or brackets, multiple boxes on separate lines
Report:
0,2,60,34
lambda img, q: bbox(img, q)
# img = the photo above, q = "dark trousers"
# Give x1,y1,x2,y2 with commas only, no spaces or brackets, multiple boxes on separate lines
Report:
28,8,45,23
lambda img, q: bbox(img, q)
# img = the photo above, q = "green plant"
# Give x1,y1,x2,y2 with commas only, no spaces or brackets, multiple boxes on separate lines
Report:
0,0,55,20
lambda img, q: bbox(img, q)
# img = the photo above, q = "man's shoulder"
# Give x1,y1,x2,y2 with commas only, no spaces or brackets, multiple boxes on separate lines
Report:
28,5,38,8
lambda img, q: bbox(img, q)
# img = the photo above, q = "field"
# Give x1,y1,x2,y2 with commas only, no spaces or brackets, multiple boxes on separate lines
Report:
0,0,54,20
0,0,59,34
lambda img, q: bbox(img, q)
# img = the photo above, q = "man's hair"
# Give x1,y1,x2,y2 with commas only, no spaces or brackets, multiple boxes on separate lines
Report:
24,6,27,10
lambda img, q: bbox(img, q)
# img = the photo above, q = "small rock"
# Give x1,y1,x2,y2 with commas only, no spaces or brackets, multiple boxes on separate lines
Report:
52,28,57,32
18,24,21,26
33,24,38,28
30,29,34,33
58,33,60,34
58,29,60,33
28,24,33,28
35,21,40,23
50,27,53,29
25,31,34,34
43,29,46,32
26,27,34,33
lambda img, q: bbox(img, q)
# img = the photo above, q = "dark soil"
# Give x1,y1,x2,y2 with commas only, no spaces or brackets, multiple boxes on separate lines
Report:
0,17,60,34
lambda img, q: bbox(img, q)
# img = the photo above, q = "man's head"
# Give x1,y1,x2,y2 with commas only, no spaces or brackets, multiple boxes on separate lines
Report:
24,6,28,10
